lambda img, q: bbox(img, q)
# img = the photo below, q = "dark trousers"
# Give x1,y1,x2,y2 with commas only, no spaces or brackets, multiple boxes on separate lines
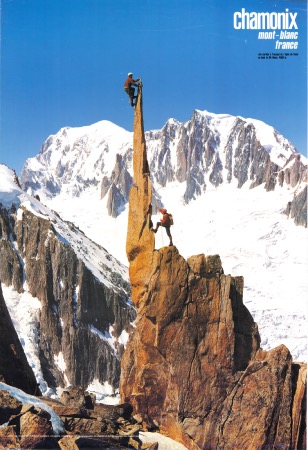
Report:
124,86,136,103
156,222,171,238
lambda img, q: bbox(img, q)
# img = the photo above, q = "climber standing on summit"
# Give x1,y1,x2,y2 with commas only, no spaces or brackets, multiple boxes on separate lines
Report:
124,72,141,107
152,208,173,246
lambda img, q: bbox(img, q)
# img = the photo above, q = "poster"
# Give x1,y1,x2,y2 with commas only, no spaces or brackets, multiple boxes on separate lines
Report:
0,0,307,447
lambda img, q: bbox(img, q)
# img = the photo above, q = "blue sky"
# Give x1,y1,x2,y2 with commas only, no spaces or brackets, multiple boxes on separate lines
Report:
1,0,307,174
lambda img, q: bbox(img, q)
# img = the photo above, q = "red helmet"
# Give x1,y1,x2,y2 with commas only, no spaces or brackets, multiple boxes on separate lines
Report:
160,208,167,214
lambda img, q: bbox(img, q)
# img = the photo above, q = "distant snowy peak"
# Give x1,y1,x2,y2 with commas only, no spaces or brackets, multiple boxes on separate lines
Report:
0,164,22,198
188,109,298,166
144,108,305,202
21,121,133,199
43,120,131,152
241,116,298,167
20,109,307,218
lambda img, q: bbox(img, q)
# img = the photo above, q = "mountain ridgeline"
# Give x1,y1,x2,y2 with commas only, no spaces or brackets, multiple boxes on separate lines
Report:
20,110,307,226
0,168,135,396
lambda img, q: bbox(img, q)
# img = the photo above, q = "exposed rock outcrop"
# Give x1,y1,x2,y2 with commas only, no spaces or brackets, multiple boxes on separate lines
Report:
0,384,153,449
120,86,307,449
0,283,39,395
126,83,155,305
0,200,135,394
101,153,133,217
0,389,23,424
281,153,308,188
284,185,307,228
18,405,56,449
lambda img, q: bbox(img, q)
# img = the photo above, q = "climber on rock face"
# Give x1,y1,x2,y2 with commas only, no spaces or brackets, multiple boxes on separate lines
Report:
152,207,173,246
124,72,141,107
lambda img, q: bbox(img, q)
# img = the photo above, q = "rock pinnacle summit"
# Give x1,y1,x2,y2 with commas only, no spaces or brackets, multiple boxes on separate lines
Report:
121,85,306,449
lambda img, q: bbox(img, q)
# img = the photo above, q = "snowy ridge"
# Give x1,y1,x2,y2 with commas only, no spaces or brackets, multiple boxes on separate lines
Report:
146,110,307,196
20,109,304,203
0,164,129,294
89,325,119,359
4,105,308,368
22,121,133,199
239,115,300,167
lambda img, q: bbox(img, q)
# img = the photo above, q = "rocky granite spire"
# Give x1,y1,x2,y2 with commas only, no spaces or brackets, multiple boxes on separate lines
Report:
126,83,155,307
120,87,307,448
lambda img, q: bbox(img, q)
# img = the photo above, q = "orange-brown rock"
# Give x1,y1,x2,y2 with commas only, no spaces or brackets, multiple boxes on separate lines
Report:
126,83,155,308
58,435,79,450
46,404,90,418
58,435,135,449
120,86,307,449
0,384,147,449
0,425,20,449
60,386,95,410
19,406,57,449
63,416,109,435
291,362,307,449
0,389,22,424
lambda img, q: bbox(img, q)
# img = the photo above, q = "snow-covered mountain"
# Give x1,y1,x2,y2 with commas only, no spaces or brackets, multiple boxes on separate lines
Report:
20,110,306,213
0,164,135,400
19,109,307,363
20,120,132,201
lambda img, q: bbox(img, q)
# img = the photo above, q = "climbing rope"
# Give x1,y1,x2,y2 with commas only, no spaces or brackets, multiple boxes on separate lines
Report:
160,225,165,246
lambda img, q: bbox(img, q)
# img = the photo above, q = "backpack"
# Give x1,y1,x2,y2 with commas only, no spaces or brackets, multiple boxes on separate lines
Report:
168,213,174,226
